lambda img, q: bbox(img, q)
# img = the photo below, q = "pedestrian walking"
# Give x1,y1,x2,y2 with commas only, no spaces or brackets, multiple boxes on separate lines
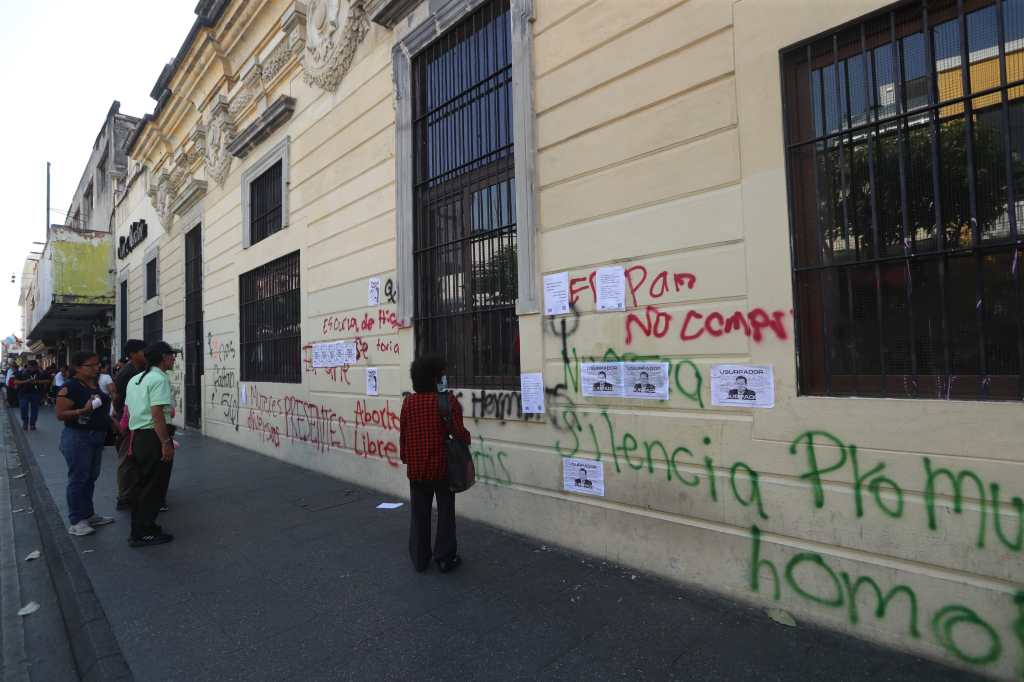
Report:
98,363,114,396
4,363,18,408
13,360,46,430
124,341,177,547
54,351,115,537
113,340,146,509
399,356,470,573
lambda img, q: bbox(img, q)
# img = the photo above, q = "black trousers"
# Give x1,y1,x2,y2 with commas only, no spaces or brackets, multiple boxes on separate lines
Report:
408,480,456,571
130,429,172,538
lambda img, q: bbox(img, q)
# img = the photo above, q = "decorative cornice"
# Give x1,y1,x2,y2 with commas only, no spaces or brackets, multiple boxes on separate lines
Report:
227,95,297,159
171,178,208,218
302,0,370,93
367,0,419,28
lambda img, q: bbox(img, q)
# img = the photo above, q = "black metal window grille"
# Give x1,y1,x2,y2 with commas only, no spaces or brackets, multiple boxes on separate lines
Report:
412,0,519,390
239,251,300,383
783,0,1024,400
184,225,203,428
250,160,283,246
143,310,163,345
146,258,158,300
119,280,128,356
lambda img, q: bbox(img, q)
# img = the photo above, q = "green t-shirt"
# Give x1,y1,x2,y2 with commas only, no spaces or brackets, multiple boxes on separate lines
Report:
125,367,173,431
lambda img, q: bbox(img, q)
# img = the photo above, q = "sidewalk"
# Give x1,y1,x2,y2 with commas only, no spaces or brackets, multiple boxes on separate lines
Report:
10,405,975,681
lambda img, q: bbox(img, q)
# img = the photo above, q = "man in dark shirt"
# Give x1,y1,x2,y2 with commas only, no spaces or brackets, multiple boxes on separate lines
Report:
114,340,147,509
14,360,46,430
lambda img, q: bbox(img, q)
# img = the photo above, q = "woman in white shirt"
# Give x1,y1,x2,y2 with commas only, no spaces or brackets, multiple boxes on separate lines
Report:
97,363,114,396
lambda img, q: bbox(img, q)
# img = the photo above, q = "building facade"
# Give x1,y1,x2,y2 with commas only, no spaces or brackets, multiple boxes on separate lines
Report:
23,102,140,366
123,0,1023,676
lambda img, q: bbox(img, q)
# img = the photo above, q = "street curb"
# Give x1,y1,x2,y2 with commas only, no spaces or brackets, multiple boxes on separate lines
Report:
5,411,133,682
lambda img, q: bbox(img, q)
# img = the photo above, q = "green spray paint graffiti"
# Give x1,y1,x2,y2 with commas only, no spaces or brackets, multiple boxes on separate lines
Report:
471,435,512,486
788,431,1023,553
749,526,1021,668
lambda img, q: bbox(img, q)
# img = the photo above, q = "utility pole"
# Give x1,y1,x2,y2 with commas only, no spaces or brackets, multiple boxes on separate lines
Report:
45,161,51,238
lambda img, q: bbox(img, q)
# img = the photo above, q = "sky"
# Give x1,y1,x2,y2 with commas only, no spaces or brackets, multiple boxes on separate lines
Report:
0,1,197,337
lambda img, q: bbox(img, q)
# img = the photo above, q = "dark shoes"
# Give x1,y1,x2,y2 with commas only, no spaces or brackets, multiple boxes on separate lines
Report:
436,555,462,573
129,533,174,548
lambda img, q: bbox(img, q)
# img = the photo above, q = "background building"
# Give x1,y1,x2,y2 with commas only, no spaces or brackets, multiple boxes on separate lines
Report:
22,102,139,367
121,0,1024,677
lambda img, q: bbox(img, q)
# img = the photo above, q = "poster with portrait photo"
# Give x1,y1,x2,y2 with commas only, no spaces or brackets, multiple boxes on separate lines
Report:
622,362,669,400
581,362,624,398
562,458,604,497
366,367,379,396
710,364,775,408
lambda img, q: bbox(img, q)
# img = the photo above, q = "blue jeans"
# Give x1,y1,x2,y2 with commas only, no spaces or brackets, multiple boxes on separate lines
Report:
19,393,40,426
60,428,106,525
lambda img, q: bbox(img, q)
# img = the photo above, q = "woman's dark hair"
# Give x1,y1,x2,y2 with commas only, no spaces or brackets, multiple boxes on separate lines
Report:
70,351,98,371
410,356,446,393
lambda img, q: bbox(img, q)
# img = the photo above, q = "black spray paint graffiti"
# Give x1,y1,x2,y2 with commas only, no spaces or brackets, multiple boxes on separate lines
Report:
207,332,237,362
211,366,239,431
383,278,398,305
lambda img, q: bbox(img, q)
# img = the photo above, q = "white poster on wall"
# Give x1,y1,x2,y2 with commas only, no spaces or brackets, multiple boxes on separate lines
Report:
368,277,381,306
622,362,670,400
563,458,604,497
710,364,775,408
595,266,625,311
312,340,358,368
366,367,379,396
580,362,625,398
543,271,570,316
519,372,545,414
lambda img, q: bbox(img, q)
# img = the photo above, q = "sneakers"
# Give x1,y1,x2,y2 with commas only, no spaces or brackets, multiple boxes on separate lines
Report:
68,521,96,536
129,533,174,548
87,515,115,526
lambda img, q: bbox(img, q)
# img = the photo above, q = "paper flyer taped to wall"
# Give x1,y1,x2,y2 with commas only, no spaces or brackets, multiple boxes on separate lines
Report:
366,367,379,396
710,364,775,408
622,362,669,400
543,271,570,315
520,372,545,413
581,362,625,397
311,340,357,368
595,266,625,311
563,458,604,497
368,277,381,306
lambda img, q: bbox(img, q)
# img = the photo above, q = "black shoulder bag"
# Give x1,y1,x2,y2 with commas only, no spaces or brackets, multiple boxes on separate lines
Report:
437,392,475,493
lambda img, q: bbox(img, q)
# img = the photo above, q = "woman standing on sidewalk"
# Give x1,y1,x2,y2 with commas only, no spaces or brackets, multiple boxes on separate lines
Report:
399,356,470,573
124,341,177,547
55,351,115,537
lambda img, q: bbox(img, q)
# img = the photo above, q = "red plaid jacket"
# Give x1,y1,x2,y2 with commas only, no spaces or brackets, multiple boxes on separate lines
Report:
399,392,470,481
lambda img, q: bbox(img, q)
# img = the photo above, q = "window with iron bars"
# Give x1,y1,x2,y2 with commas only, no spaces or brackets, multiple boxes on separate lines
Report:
249,160,283,246
146,257,158,300
239,251,300,383
143,310,163,345
412,0,520,390
782,0,1024,400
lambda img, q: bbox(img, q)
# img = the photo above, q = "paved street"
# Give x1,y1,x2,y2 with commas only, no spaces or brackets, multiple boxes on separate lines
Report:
4,404,977,682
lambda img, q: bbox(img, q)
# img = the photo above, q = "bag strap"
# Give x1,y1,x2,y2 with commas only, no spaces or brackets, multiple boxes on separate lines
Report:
436,391,453,436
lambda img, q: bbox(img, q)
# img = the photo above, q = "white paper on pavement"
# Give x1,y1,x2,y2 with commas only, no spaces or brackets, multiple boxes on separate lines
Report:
622,362,670,400
543,271,570,316
311,340,357,368
519,372,545,413
366,367,379,396
376,502,404,509
595,266,625,311
563,458,604,497
368,277,381,306
580,362,625,398
710,364,775,408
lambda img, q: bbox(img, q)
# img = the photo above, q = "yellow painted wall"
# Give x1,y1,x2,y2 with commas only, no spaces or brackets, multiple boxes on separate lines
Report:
129,1,1024,678
52,238,113,302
